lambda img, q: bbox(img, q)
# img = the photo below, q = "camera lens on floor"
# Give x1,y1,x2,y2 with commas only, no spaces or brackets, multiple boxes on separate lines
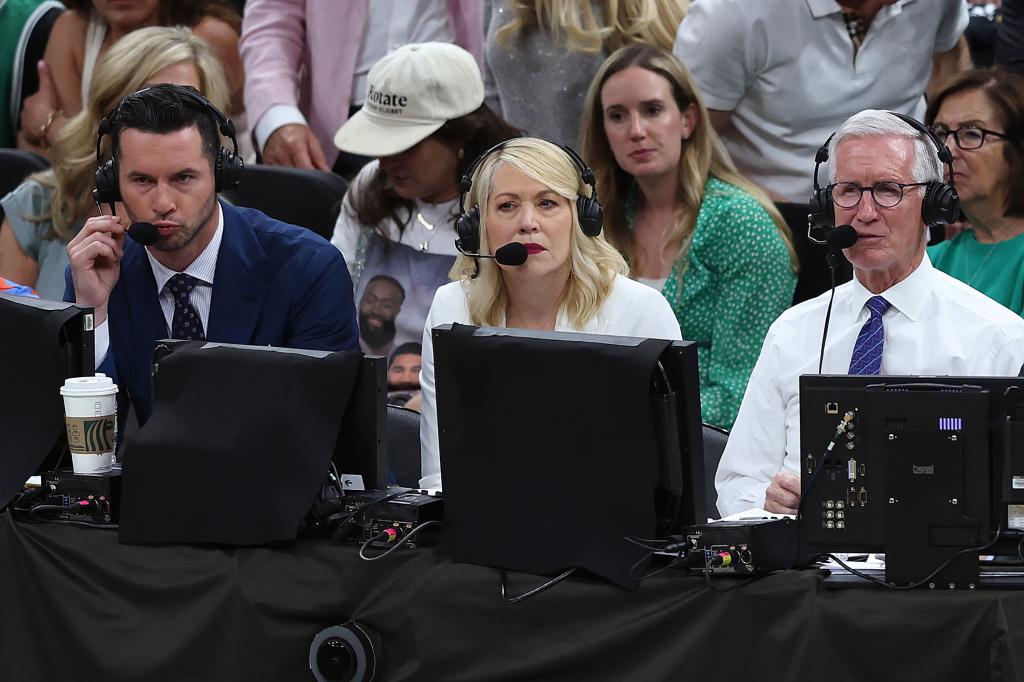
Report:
309,622,379,682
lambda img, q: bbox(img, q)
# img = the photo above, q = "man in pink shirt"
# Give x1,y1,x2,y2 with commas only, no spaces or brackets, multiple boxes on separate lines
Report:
240,0,482,173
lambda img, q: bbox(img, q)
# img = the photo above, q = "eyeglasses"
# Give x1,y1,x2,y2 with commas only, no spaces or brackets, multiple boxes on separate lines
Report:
828,181,929,209
930,124,1006,150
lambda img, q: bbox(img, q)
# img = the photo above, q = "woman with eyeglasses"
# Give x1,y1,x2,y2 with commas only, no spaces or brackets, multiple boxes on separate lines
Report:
926,68,1024,315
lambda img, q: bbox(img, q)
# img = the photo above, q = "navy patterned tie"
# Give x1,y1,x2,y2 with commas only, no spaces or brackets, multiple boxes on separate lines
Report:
848,295,890,375
167,273,206,341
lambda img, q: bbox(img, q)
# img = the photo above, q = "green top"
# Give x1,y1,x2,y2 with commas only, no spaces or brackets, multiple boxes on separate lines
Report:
629,177,796,430
928,230,1024,316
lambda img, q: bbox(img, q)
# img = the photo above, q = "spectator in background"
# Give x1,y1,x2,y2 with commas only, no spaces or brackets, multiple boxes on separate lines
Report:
387,342,422,407
927,68,1024,315
673,0,969,202
0,0,63,148
331,43,519,362
17,0,247,159
580,44,796,430
673,0,970,304
484,0,686,148
240,0,482,176
0,27,230,301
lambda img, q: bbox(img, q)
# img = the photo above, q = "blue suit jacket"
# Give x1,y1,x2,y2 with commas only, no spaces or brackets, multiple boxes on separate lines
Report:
65,201,359,424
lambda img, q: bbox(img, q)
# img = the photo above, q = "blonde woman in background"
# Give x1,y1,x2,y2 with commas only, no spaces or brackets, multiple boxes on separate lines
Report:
417,137,681,489
483,0,687,147
580,44,797,430
17,0,244,157
0,26,230,300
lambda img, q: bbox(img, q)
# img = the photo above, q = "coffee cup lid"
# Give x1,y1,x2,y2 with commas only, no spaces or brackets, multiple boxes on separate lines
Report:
60,373,118,397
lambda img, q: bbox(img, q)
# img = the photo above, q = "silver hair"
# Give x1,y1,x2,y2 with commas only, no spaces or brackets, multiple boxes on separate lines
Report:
827,109,944,185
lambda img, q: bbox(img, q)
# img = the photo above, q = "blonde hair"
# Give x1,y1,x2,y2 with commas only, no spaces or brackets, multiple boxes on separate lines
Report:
30,26,229,241
451,137,628,329
495,0,688,54
580,44,797,276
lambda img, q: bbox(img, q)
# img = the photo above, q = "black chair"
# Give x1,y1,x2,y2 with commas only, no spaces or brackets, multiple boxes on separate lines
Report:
386,404,421,488
776,201,852,304
0,149,49,225
220,165,347,241
701,423,729,520
8,2,63,147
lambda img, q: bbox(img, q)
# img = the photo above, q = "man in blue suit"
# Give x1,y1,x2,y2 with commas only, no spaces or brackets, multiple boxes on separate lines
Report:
65,84,358,425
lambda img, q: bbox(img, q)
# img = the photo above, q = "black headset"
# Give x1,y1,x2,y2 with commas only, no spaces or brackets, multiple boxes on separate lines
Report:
93,85,244,205
807,111,960,244
454,140,604,254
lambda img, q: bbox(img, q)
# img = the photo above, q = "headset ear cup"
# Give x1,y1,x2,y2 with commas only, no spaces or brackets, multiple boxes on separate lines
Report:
921,182,960,227
576,196,603,237
808,187,835,233
456,206,481,253
216,147,244,192
93,159,121,204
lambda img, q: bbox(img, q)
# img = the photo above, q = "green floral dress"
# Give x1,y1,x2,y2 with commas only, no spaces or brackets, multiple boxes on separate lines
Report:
629,177,796,429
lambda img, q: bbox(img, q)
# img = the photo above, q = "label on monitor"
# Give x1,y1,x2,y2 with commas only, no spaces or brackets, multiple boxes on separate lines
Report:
1013,476,1024,490
1009,505,1024,531
341,474,365,491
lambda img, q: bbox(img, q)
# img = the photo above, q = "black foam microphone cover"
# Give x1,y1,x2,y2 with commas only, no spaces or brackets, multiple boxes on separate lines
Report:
127,222,159,246
494,242,529,266
826,224,858,250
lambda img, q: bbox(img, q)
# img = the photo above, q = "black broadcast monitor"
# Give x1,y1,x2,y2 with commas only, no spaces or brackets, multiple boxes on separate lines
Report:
800,374,1024,587
0,294,94,509
433,323,705,588
117,339,386,545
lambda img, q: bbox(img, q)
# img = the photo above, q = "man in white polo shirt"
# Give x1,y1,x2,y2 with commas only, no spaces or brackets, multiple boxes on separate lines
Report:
673,0,969,204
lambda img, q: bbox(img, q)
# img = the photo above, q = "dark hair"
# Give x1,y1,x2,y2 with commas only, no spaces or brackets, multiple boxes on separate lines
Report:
925,67,1024,219
109,84,222,170
364,274,406,303
388,342,423,367
66,0,242,33
349,104,522,240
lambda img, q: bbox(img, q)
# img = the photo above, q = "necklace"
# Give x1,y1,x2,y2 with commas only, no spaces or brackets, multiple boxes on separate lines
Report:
963,237,999,286
415,211,439,252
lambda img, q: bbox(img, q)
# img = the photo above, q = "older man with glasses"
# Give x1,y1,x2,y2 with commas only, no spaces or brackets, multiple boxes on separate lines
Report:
713,109,1024,519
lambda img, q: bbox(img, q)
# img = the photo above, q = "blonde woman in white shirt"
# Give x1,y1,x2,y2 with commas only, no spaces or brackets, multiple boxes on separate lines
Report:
417,137,682,489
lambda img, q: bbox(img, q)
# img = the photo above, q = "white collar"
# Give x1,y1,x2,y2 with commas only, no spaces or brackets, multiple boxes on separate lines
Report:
805,0,912,20
846,251,934,323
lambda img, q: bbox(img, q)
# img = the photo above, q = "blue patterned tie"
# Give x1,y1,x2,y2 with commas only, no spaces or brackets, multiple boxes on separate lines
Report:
848,295,890,375
167,273,206,341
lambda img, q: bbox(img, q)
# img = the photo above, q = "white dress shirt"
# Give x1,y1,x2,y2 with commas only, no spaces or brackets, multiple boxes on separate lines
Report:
94,207,225,367
716,255,1024,517
418,274,684,490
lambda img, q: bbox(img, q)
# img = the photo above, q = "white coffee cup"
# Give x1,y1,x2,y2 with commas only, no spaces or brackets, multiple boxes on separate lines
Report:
60,374,118,475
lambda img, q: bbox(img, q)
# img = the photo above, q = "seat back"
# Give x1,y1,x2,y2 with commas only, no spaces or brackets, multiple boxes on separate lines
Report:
386,404,421,488
0,149,50,225
701,423,729,520
220,165,347,240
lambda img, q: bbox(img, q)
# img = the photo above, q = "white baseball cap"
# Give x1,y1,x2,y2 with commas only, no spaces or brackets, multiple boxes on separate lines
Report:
334,42,485,156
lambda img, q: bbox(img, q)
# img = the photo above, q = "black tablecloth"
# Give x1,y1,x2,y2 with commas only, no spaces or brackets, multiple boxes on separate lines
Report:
2,511,1024,681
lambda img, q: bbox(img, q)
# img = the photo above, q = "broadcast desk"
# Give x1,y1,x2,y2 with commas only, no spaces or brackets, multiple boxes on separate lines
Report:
2,511,1023,682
